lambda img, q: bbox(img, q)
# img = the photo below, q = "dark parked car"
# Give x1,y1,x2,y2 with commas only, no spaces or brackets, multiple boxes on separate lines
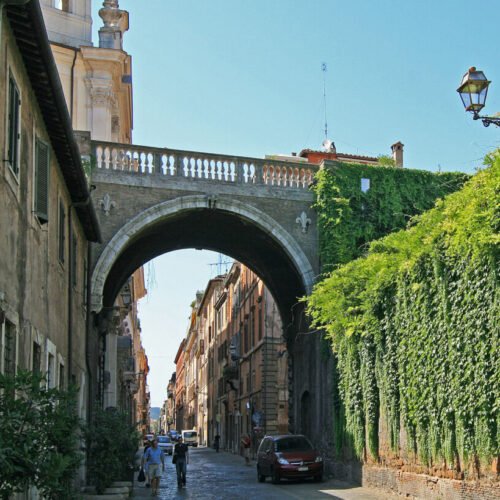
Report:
256,435,323,484
157,435,173,455
168,430,180,442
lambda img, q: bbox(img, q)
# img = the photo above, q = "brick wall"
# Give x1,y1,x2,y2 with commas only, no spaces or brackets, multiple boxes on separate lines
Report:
362,465,500,500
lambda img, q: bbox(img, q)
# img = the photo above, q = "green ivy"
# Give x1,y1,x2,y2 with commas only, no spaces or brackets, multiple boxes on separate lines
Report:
308,155,499,473
312,161,469,271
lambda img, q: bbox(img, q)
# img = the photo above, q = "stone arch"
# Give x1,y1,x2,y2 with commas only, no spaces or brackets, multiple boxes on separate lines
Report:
91,195,315,317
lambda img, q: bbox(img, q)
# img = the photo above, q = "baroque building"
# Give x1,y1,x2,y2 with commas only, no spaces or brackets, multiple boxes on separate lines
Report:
39,0,149,425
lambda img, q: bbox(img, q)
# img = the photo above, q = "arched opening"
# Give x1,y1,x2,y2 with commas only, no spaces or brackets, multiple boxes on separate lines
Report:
89,195,317,442
91,196,315,337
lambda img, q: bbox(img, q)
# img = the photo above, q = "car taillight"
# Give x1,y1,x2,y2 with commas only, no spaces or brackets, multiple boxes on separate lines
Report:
315,456,323,463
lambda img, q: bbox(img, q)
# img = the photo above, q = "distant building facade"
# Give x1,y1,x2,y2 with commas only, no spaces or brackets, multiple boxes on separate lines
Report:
173,263,288,453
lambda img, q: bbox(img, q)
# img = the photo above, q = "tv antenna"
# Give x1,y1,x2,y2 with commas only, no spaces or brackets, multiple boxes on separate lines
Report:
322,62,328,141
209,253,232,276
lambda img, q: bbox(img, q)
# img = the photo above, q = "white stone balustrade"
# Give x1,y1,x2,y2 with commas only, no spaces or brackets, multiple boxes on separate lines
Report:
92,141,316,189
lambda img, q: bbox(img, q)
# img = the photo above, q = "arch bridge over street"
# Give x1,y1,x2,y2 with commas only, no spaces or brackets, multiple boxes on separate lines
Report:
84,136,331,440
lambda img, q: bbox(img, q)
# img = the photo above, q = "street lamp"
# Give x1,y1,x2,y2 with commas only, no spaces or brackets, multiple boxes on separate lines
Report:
457,67,500,127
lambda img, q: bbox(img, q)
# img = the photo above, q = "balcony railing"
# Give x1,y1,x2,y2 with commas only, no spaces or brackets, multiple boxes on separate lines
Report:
92,141,317,190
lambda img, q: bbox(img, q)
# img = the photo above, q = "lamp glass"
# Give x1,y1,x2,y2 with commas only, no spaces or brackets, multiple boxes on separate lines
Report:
457,69,490,113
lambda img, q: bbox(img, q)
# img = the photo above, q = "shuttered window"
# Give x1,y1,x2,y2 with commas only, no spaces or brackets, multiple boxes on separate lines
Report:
7,74,20,176
34,138,50,223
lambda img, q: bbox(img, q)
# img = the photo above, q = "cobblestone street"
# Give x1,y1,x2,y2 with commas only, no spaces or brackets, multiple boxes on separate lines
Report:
133,447,396,499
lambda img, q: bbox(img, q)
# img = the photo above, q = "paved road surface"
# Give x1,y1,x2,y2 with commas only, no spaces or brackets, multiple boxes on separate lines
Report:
133,446,397,499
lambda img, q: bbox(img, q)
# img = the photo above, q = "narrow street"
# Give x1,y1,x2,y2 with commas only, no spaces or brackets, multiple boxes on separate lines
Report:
133,447,396,499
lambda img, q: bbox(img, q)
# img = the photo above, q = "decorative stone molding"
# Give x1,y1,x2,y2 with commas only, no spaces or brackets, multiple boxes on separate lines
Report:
88,82,115,106
91,195,316,312
99,193,116,216
295,211,311,234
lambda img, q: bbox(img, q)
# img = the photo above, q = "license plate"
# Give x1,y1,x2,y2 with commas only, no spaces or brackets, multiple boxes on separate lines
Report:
298,466,308,471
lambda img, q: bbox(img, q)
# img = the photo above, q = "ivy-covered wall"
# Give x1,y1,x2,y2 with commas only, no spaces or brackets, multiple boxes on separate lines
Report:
312,161,469,271
308,156,499,477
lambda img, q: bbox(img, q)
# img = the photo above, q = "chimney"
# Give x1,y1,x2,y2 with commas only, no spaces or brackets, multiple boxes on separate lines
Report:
391,141,404,167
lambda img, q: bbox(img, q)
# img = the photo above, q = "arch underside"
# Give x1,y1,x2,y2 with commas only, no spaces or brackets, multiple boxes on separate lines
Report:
97,203,313,338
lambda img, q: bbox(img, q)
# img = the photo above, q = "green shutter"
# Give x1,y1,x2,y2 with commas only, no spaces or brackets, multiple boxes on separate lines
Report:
8,76,20,174
35,139,50,223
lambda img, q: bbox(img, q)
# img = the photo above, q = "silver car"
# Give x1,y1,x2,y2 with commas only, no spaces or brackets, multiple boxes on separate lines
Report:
157,435,173,455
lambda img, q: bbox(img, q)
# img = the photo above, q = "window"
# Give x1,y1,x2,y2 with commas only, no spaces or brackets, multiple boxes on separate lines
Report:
7,73,20,176
56,0,69,12
32,341,41,373
34,138,50,223
59,363,65,389
58,200,66,263
361,178,371,193
258,304,263,341
47,353,55,388
3,320,16,375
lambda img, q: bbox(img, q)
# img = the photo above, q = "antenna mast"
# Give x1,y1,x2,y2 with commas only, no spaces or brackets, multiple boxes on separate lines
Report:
322,62,328,140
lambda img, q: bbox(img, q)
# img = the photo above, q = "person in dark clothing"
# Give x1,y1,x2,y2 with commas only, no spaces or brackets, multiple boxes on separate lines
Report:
214,434,220,452
173,437,189,487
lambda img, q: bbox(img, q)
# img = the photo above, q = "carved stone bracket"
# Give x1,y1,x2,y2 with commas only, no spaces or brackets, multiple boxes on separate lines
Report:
99,193,116,216
295,211,311,234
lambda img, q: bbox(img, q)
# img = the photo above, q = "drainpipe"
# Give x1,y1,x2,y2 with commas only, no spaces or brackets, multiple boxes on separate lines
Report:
85,243,93,423
69,47,77,121
67,209,73,384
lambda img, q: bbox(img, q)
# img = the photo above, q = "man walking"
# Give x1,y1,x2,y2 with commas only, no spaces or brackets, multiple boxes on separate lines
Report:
173,436,189,488
141,438,165,496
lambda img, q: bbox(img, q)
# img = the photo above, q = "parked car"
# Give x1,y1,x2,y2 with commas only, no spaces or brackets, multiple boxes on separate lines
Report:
143,433,154,447
168,430,180,442
157,435,174,455
256,434,323,484
181,429,198,447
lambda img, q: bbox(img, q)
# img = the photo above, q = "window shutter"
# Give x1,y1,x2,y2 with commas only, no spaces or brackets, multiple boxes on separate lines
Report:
8,77,20,172
35,139,50,223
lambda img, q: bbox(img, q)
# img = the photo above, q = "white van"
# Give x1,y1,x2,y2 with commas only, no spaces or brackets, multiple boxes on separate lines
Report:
181,429,198,447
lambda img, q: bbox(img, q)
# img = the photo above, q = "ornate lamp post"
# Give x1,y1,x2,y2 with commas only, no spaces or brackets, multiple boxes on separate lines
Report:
457,67,500,127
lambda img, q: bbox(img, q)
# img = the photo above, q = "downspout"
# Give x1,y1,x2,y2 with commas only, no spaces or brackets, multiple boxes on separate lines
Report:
85,242,94,422
67,209,73,384
69,47,77,122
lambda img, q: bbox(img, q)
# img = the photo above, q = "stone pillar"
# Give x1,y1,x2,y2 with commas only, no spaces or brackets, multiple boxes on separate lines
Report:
87,78,115,142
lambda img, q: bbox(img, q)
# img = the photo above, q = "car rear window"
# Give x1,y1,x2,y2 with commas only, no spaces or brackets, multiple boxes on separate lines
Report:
275,437,313,452
183,432,197,438
158,437,171,443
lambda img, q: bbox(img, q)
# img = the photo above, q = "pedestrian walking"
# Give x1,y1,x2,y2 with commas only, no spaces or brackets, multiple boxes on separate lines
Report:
141,438,165,496
214,434,220,452
241,433,251,465
143,438,153,488
172,436,189,488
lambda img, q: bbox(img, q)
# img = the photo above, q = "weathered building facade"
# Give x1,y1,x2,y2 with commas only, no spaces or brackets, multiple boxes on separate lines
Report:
172,263,288,454
0,2,100,492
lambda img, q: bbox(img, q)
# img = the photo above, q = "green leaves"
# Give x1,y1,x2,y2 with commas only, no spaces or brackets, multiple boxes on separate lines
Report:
0,371,81,499
308,153,500,471
85,407,140,494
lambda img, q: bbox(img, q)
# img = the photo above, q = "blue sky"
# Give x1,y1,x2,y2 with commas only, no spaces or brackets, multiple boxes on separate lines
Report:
92,0,500,407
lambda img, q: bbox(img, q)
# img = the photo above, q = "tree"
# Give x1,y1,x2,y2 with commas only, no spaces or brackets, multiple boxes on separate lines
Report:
0,370,81,500
85,407,140,494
